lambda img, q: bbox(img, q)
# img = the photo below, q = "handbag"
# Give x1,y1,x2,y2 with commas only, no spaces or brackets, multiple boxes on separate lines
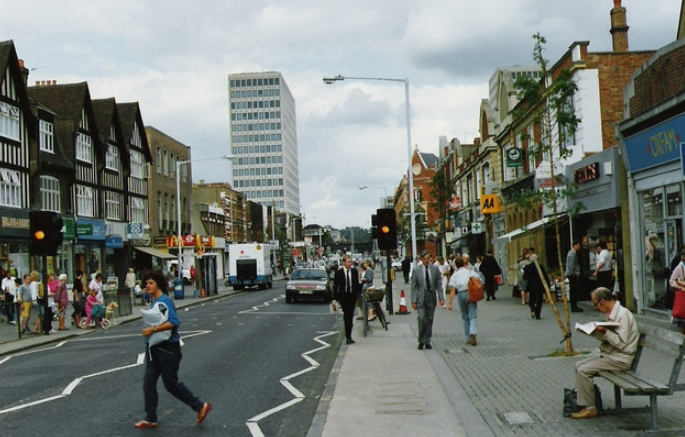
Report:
563,385,603,417
563,388,580,417
494,274,503,285
672,290,685,319
467,277,484,302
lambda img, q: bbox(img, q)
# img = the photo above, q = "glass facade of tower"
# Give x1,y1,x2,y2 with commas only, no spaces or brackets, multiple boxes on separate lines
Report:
228,72,300,216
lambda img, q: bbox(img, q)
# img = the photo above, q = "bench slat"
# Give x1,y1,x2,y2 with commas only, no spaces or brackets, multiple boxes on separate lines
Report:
641,336,684,359
639,324,685,345
598,370,670,394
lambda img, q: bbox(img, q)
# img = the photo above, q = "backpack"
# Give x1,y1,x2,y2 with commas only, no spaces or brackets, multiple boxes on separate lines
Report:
468,276,485,302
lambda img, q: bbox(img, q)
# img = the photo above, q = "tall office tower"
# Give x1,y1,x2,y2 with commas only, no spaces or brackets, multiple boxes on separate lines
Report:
228,72,300,216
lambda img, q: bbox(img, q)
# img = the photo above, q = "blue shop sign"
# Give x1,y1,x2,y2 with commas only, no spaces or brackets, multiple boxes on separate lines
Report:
105,236,123,248
76,218,106,241
624,113,685,173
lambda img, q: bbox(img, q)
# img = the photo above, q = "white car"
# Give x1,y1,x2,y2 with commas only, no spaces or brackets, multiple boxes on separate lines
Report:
391,259,403,271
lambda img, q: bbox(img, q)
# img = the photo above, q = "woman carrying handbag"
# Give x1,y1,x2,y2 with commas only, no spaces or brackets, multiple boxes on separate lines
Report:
668,249,685,334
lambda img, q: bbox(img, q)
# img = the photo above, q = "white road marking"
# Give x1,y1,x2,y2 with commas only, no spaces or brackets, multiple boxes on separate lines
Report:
245,331,338,437
238,296,283,314
0,331,211,416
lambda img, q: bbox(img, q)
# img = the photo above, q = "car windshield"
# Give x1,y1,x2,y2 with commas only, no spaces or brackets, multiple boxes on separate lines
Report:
290,269,327,281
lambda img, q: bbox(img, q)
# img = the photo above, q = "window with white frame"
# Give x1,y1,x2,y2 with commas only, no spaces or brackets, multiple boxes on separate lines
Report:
130,150,145,179
40,176,60,212
76,185,94,217
105,191,120,220
39,120,54,153
0,168,21,207
156,147,162,174
75,133,92,163
130,197,146,223
0,102,20,141
105,145,119,171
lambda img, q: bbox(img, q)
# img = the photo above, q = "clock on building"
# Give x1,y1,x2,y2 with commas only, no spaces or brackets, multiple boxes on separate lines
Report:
412,164,422,175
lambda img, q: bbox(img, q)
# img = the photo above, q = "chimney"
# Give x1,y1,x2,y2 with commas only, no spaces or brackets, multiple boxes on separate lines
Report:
17,59,29,85
473,137,481,147
610,0,629,52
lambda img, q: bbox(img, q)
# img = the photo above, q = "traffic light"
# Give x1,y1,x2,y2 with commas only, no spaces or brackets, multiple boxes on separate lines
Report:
29,210,63,256
375,208,397,251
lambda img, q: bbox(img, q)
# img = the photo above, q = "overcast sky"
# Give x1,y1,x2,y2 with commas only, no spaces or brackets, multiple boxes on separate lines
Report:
1,0,680,229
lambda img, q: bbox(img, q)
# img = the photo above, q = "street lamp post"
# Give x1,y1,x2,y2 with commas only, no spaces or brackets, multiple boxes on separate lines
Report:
325,75,417,260
359,185,389,208
175,155,234,293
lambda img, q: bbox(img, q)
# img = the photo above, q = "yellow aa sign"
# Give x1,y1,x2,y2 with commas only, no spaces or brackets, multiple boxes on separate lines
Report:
480,194,502,214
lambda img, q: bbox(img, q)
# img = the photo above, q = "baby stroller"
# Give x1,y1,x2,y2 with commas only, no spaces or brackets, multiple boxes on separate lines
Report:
80,303,111,329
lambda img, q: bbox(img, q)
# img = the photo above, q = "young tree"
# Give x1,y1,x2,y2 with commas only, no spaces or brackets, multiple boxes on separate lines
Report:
429,170,455,227
512,33,582,355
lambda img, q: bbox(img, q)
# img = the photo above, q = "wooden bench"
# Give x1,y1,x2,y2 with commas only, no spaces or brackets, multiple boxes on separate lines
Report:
597,323,685,435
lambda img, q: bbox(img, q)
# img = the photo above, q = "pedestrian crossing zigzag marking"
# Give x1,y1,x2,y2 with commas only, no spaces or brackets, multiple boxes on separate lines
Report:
238,296,283,314
245,330,338,437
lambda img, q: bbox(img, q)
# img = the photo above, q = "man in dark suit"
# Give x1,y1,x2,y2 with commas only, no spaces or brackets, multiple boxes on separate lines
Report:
411,251,445,350
334,255,362,344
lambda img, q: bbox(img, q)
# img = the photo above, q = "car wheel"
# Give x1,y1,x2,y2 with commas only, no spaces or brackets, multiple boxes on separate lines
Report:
286,296,292,303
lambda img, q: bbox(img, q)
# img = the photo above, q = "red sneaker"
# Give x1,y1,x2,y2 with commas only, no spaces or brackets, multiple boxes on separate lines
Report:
134,420,158,429
196,402,212,423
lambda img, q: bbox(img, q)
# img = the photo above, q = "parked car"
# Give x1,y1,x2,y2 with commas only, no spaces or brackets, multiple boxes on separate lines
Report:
391,258,403,271
285,268,332,303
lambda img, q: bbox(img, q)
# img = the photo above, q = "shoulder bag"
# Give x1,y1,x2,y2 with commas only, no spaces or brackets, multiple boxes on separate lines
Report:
468,276,484,302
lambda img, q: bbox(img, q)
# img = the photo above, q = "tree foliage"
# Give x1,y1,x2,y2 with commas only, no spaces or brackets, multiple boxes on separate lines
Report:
511,33,582,355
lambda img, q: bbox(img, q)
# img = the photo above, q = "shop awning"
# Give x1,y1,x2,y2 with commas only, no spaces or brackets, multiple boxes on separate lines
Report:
492,217,553,244
134,246,176,260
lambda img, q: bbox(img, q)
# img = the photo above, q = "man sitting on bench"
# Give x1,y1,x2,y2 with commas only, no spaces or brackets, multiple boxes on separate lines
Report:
572,287,639,419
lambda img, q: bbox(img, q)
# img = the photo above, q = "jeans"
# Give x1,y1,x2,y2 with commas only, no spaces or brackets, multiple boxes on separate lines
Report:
457,291,477,341
143,341,204,422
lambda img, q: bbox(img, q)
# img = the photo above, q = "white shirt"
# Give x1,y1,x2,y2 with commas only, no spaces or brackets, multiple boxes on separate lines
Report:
597,249,612,272
89,279,104,304
2,276,16,297
448,267,479,292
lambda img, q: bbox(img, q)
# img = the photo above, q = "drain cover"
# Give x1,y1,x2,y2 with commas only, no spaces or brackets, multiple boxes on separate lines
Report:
501,411,535,425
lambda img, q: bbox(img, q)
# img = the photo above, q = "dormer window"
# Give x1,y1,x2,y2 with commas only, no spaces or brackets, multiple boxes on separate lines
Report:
75,133,92,163
39,120,54,153
105,145,119,171
0,102,20,141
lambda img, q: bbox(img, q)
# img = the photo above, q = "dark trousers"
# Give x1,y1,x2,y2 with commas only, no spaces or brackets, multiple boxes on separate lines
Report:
4,293,15,322
143,341,204,423
597,271,613,291
338,293,358,340
568,275,580,309
417,292,437,345
485,280,497,300
529,288,544,319
42,306,52,334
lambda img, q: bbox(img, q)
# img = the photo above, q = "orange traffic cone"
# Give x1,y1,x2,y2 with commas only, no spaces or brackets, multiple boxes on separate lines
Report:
397,290,410,315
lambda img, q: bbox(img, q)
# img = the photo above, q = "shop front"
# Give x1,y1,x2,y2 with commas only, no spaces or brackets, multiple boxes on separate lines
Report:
75,218,106,279
0,207,30,277
105,221,129,286
566,147,625,303
619,111,685,315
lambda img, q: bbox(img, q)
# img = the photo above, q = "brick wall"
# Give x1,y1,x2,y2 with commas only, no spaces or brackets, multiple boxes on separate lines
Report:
588,51,655,148
630,43,685,117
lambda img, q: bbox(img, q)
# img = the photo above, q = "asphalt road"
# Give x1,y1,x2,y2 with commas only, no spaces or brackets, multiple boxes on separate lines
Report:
0,283,343,436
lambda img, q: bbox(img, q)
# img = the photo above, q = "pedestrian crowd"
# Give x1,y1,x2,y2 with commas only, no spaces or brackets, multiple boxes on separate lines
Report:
0,265,148,335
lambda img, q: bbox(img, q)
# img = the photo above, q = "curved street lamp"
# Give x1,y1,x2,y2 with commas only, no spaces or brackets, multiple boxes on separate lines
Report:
325,75,417,259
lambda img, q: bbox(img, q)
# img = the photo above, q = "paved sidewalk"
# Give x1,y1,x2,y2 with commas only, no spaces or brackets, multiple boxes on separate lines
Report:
314,275,685,437
0,284,241,356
